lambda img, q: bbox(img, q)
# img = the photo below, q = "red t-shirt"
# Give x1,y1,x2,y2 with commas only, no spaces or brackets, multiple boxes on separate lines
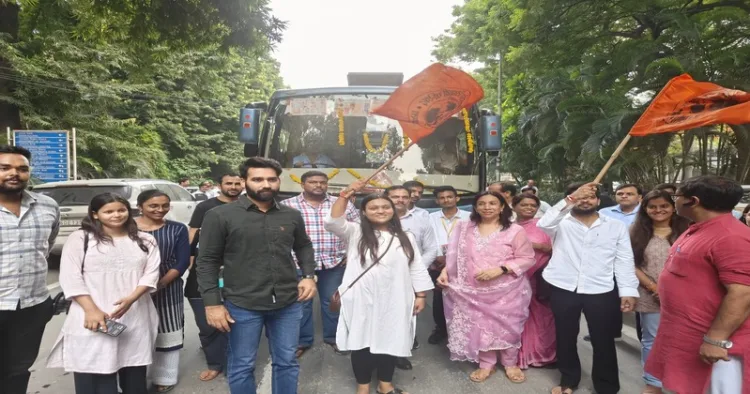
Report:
645,214,750,393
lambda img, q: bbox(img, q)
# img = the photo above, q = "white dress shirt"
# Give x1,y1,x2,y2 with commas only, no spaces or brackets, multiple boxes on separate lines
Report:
400,210,438,268
538,199,639,297
429,209,471,256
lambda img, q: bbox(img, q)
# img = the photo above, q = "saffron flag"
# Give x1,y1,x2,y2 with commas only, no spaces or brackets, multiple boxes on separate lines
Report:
629,74,750,137
371,63,484,143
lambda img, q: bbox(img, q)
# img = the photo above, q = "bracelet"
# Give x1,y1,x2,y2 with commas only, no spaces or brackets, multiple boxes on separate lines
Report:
339,190,351,198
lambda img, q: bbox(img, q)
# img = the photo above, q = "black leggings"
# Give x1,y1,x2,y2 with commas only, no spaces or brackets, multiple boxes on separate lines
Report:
73,366,147,394
351,348,396,385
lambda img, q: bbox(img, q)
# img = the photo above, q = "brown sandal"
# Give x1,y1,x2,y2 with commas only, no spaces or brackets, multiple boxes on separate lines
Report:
295,346,311,358
469,368,496,382
505,366,526,383
199,370,220,381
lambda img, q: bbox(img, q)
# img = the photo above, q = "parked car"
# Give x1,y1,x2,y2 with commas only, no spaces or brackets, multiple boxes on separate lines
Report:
735,185,750,218
32,179,197,256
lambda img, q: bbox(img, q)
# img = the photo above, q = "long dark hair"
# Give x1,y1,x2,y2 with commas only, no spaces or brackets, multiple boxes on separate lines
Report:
741,205,750,225
81,192,150,253
630,190,690,268
357,193,415,266
470,191,512,230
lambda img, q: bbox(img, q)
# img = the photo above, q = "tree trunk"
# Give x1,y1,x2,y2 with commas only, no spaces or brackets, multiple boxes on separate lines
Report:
0,2,21,139
731,125,750,183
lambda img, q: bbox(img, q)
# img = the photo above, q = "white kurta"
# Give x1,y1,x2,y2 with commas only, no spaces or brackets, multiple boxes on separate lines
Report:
324,215,434,358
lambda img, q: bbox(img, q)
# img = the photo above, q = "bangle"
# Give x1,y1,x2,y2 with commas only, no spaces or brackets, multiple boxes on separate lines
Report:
415,295,426,299
339,190,351,198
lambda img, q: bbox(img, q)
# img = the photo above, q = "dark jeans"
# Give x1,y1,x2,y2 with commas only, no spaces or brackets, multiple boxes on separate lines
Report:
188,298,228,372
550,285,620,394
298,265,345,347
0,297,53,394
351,348,396,385
73,366,147,394
225,301,302,394
428,269,446,333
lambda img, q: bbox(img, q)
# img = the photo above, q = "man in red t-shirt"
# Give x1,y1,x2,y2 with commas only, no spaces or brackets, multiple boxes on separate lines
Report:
646,175,750,394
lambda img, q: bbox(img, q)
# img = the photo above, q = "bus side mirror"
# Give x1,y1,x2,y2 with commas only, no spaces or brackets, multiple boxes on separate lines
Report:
479,115,502,152
239,108,263,144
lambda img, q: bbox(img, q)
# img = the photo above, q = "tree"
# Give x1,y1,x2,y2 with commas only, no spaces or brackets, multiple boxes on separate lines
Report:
435,0,750,188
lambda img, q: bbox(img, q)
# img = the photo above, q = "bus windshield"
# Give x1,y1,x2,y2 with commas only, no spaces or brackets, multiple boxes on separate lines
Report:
265,93,480,194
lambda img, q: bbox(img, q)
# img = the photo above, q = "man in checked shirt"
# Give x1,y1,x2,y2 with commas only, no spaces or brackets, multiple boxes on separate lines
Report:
0,145,60,394
280,170,359,358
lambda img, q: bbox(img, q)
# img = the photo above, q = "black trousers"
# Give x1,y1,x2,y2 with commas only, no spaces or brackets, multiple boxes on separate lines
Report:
0,297,53,394
550,285,620,394
351,348,396,385
73,366,147,394
429,268,447,333
188,298,228,372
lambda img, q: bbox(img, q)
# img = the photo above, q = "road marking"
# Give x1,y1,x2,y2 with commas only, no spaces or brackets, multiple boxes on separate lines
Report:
256,360,273,394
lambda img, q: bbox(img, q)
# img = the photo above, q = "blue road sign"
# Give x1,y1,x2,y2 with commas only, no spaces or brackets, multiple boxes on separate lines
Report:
13,130,70,183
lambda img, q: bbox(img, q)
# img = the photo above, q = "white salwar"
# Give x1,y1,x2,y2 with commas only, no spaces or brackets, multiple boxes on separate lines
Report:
150,350,179,386
324,215,434,358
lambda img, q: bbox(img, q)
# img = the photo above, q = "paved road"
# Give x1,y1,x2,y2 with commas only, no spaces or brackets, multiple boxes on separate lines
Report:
29,287,645,393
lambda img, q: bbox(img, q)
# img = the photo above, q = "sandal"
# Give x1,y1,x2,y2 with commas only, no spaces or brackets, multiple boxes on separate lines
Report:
469,367,496,383
376,388,407,394
154,385,176,393
551,386,576,394
295,346,311,358
324,341,350,355
198,370,220,381
505,366,526,383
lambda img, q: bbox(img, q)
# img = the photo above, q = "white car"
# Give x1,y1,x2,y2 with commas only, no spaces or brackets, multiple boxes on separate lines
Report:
32,179,197,256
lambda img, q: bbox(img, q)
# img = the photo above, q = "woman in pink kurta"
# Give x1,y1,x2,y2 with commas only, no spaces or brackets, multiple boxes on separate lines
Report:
47,192,161,394
513,194,556,369
438,191,536,384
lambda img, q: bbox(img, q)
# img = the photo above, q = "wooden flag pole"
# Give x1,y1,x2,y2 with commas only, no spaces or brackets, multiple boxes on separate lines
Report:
593,134,632,184
362,141,417,186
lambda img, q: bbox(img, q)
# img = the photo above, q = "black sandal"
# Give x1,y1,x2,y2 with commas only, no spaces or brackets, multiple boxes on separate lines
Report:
377,389,406,394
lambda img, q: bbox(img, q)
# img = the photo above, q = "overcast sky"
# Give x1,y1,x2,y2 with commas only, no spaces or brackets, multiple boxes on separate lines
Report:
269,0,464,89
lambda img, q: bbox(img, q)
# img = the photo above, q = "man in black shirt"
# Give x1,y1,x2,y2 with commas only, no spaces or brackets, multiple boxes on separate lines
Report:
185,173,243,382
197,157,317,394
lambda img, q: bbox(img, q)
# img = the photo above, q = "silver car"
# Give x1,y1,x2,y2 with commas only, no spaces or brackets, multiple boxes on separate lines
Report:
32,179,197,256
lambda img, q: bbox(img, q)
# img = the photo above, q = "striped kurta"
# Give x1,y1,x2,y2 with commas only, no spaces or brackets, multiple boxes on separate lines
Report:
144,220,190,351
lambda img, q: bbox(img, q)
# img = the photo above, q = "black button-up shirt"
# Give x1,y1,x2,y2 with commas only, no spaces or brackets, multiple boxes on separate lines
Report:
196,197,315,310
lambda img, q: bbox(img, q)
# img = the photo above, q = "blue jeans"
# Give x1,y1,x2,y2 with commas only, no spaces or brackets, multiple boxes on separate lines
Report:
225,301,302,394
639,312,662,388
298,265,345,347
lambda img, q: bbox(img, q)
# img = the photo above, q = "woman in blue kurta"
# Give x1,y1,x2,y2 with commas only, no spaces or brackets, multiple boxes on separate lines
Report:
135,190,190,393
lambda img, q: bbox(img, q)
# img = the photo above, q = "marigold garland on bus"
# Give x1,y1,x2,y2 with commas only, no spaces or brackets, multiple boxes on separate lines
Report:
337,107,345,146
403,133,410,148
289,168,340,184
363,132,390,153
462,108,474,153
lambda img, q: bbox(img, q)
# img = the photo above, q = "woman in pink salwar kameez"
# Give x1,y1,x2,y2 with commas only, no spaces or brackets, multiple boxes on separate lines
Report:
438,191,536,384
513,194,557,369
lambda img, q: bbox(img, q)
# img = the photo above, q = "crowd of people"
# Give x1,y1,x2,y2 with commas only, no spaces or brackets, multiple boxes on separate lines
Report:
1,142,750,394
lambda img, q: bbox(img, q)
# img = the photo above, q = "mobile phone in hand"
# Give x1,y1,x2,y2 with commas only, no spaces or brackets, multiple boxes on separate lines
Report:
97,319,127,337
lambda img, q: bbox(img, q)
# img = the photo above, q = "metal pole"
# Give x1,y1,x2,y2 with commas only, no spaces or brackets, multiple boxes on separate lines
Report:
6,127,11,145
494,54,503,183
71,128,78,180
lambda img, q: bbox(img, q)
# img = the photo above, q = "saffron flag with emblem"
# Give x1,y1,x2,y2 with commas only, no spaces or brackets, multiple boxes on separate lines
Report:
629,74,750,137
371,63,484,143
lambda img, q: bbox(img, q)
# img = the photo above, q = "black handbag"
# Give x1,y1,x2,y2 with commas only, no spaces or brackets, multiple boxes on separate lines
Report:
51,233,89,315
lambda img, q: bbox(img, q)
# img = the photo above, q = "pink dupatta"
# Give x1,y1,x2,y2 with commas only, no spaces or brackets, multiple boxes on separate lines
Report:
443,221,536,363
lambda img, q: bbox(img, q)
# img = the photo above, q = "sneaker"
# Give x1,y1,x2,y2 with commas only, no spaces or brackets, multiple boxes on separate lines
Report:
412,338,420,350
428,329,447,345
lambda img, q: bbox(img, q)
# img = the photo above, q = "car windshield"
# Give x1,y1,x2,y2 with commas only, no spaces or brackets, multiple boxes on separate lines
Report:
34,186,132,206
267,93,478,192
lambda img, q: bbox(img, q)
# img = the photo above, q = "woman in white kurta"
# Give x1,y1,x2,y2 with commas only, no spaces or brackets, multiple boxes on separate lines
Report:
325,181,433,394
47,192,161,394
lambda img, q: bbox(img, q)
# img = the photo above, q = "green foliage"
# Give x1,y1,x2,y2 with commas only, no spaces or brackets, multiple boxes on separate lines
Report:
436,0,750,189
0,0,284,181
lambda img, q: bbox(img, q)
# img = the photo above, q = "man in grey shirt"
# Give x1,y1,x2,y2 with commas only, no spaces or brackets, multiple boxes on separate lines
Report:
197,157,317,394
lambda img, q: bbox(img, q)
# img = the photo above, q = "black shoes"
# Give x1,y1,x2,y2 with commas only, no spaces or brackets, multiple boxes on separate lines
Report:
395,357,413,370
428,329,447,345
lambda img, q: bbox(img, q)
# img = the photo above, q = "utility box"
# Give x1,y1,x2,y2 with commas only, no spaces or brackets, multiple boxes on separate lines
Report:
480,115,502,152
239,108,262,144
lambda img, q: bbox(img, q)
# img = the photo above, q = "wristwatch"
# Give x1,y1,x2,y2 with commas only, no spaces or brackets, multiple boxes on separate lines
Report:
500,266,509,274
703,335,733,349
302,274,316,281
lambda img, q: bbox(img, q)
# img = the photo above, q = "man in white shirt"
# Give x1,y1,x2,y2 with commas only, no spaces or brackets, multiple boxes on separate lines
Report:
427,186,470,345
538,182,639,394
403,180,430,218
386,185,438,370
